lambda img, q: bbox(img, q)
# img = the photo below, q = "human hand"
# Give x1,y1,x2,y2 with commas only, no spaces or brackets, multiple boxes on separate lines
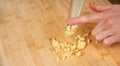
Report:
67,3,120,46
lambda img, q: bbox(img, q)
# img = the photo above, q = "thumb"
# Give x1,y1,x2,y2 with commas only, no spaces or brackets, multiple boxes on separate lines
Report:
67,13,103,25
89,3,112,12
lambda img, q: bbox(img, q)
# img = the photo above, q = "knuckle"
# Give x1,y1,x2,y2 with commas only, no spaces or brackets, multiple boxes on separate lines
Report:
92,28,96,35
103,20,112,28
109,28,115,35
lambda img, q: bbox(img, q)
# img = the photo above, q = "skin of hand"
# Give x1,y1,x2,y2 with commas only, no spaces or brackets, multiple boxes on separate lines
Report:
67,3,120,46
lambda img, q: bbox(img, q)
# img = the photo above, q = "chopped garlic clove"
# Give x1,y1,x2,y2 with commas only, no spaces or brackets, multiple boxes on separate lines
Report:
52,38,59,48
71,25,78,30
75,51,81,57
57,56,60,61
87,39,90,44
77,41,86,49
70,44,76,50
51,24,91,60
65,25,78,36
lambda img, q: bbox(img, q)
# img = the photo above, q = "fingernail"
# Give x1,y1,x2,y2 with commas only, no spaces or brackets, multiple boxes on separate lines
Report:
96,36,102,41
103,40,109,45
89,2,93,5
96,36,99,40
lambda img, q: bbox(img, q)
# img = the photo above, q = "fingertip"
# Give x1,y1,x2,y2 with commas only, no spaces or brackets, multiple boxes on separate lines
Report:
67,15,95,25
89,3,96,9
103,39,108,45
103,39,112,46
89,3,104,12
92,29,96,36
96,36,100,41
67,18,74,25
89,2,94,7
67,17,81,25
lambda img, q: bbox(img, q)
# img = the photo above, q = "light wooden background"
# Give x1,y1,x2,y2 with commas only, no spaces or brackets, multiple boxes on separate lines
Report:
0,0,120,66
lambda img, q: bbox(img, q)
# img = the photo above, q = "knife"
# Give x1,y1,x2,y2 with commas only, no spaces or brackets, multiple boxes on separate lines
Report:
68,0,95,31
67,0,90,36
69,0,84,18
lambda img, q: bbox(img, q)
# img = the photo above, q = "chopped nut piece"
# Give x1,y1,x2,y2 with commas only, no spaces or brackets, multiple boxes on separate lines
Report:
71,25,78,30
77,41,86,49
87,39,90,44
65,25,78,36
70,44,76,50
75,51,81,57
84,33,89,37
57,56,60,61
52,38,59,48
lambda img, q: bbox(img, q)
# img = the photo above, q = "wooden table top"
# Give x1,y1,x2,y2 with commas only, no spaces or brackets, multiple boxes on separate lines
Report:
0,0,120,66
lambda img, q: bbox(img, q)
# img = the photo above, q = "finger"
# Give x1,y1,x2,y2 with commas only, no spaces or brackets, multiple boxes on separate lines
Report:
92,20,107,35
95,29,115,41
89,3,112,12
103,34,120,46
67,13,103,25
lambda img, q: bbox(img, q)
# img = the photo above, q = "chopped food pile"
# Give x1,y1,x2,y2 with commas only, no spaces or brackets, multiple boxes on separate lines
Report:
51,25,91,60
65,25,78,36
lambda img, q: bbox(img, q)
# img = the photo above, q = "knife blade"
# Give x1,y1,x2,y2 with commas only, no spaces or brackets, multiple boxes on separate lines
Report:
66,0,89,36
69,0,84,18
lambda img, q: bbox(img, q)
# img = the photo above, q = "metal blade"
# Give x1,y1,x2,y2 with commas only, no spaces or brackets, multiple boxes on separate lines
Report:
69,0,84,18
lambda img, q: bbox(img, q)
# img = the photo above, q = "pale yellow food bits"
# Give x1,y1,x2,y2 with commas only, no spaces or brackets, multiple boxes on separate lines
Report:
83,33,89,37
70,44,76,50
57,56,60,61
55,47,61,53
65,25,78,36
51,24,91,60
63,47,70,52
71,25,78,30
75,51,81,57
79,37,85,41
65,31,73,36
87,39,90,44
52,38,59,48
61,51,73,60
60,43,65,48
65,26,72,36
77,41,86,49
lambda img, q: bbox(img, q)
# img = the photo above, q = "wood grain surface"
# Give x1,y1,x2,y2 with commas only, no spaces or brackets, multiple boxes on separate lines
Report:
0,0,120,66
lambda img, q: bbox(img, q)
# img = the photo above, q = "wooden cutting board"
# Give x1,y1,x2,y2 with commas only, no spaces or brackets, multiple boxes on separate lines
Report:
0,0,120,66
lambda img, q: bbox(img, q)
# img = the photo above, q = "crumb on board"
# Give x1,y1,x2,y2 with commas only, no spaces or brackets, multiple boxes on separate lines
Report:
75,51,81,57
